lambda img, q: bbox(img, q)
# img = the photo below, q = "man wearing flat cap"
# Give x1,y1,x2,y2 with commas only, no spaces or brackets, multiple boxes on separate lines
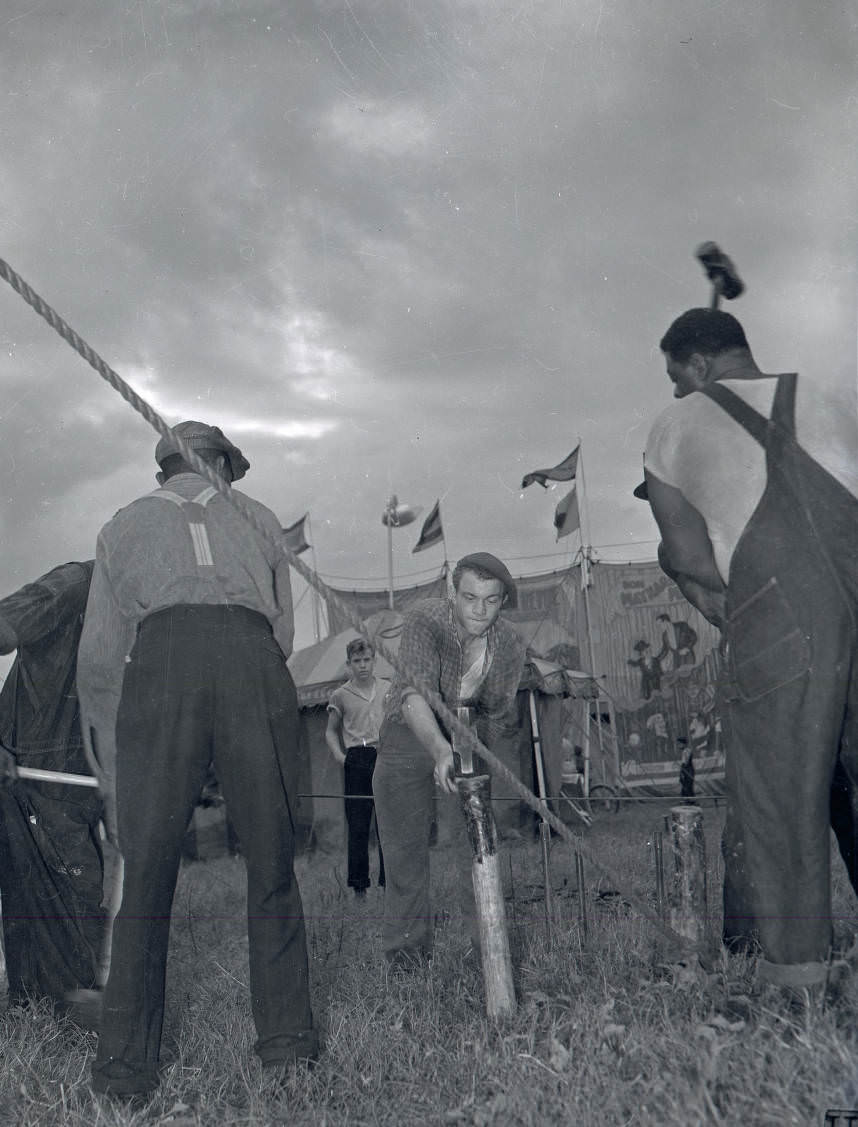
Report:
373,552,527,967
77,420,317,1099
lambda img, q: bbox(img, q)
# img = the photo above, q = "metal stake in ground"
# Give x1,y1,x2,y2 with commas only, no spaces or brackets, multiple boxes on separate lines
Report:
527,690,555,942
653,830,666,923
668,805,707,944
575,851,588,943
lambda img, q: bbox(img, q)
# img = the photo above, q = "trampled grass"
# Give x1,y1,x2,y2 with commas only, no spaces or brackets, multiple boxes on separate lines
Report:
2,799,858,1125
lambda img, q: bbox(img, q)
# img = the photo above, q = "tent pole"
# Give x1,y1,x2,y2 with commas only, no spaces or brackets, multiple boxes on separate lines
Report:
528,690,554,942
307,514,322,643
580,565,605,799
386,496,395,610
576,442,606,799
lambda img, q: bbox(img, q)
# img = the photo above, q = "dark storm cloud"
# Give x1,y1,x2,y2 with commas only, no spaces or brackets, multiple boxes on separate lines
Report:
0,0,854,640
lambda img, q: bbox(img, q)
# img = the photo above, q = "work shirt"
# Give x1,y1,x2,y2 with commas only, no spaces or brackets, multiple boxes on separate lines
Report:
0,560,93,760
327,677,390,747
76,473,294,796
383,598,526,748
0,560,104,1003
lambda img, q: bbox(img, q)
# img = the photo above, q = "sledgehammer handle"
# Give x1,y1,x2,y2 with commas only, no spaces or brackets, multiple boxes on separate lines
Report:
16,765,100,788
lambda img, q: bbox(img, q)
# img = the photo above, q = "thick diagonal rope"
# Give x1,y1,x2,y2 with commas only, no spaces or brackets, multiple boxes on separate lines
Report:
0,256,694,955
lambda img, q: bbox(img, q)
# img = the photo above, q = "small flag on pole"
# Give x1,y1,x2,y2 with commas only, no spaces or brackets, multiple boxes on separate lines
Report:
521,444,580,489
282,512,311,555
412,500,444,553
554,486,580,540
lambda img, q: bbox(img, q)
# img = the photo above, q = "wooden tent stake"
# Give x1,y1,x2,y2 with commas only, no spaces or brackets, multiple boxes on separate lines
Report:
457,774,516,1018
668,805,707,944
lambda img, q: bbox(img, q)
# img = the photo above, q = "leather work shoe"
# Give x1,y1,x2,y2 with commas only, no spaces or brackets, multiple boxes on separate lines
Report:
261,1050,319,1090
90,1058,158,1102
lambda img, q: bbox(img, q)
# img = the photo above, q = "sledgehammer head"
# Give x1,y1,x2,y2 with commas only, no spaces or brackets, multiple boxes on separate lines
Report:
695,241,744,305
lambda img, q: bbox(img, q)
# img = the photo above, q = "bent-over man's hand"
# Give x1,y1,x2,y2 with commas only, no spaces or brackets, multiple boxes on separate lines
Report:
433,745,458,795
676,576,727,631
0,742,18,786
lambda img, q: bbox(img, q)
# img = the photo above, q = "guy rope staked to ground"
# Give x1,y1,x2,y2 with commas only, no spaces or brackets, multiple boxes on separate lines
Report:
1,255,858,1124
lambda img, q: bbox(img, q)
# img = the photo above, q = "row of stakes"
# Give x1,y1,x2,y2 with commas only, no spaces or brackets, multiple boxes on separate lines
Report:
538,803,706,946
458,778,708,1018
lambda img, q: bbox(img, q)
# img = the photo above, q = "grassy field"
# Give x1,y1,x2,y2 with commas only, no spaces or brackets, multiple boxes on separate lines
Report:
2,798,858,1126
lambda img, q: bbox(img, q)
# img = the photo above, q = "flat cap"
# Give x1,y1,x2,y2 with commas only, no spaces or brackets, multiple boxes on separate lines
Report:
455,551,518,610
155,420,250,482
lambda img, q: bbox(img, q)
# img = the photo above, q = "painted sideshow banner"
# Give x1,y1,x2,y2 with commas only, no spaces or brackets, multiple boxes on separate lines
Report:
502,567,581,668
326,566,582,669
324,574,446,635
583,561,725,795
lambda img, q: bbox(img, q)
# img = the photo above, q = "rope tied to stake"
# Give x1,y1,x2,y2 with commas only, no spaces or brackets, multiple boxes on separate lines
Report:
0,255,698,958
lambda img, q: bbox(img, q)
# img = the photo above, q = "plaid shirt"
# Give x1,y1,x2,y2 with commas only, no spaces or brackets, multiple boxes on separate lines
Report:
384,598,526,747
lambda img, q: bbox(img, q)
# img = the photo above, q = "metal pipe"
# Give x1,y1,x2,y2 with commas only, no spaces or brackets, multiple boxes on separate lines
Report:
653,830,665,921
528,690,555,940
16,765,99,788
575,850,588,942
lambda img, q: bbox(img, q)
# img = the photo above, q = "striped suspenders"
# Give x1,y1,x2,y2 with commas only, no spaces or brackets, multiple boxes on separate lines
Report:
151,486,219,575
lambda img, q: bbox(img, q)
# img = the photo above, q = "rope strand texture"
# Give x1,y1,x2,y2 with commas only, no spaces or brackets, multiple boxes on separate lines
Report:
0,255,694,955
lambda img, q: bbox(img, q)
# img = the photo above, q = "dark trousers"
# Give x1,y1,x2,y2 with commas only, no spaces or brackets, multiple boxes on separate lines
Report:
373,719,479,957
92,606,316,1096
0,779,104,1004
343,745,384,891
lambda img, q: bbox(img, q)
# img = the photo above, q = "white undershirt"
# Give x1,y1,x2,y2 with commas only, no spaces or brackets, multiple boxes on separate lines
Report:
459,636,488,701
645,376,858,583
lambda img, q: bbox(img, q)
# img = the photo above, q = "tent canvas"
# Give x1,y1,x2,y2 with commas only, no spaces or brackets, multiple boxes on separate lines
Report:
287,611,583,849
323,563,726,799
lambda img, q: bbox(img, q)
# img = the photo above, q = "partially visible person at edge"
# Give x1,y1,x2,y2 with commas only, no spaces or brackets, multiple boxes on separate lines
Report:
644,307,858,996
0,561,106,1019
373,553,527,969
325,638,388,898
76,421,317,1100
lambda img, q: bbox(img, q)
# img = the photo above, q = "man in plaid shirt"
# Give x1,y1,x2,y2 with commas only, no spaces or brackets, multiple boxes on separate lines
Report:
373,552,526,967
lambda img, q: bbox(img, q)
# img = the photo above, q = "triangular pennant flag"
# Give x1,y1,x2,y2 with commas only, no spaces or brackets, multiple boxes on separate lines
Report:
412,500,444,554
521,444,580,489
554,485,580,540
282,512,311,555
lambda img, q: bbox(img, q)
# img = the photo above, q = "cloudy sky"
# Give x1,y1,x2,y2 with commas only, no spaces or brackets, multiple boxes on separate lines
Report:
1,0,855,650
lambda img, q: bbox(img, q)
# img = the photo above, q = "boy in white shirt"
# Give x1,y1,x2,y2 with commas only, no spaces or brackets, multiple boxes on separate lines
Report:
325,639,388,897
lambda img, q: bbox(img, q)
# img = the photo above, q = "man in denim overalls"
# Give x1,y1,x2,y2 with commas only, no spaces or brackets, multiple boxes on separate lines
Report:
644,307,858,994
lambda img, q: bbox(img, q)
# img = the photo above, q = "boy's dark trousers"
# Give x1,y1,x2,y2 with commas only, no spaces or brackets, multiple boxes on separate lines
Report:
344,745,385,892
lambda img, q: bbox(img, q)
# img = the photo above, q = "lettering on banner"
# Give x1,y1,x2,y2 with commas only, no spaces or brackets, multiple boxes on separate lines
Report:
619,573,678,609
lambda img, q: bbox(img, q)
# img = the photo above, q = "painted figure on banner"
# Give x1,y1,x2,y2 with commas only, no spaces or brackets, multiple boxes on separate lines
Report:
656,611,697,671
627,638,662,699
